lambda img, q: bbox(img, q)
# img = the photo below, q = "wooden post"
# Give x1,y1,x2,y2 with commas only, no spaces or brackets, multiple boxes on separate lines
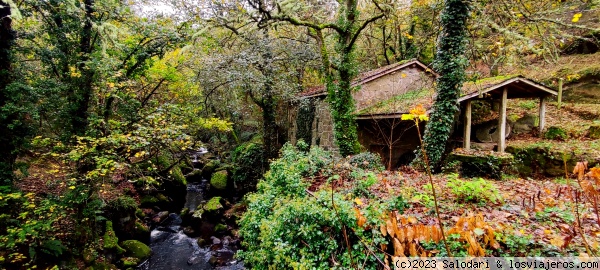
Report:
539,96,546,135
463,100,471,149
557,78,563,110
463,100,472,150
498,87,508,153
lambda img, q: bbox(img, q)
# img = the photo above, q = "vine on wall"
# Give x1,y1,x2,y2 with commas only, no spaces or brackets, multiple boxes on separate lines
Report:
296,98,316,145
421,0,471,168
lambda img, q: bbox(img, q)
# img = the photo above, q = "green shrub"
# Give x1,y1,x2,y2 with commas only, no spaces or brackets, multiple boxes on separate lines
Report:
518,100,537,110
348,152,384,171
446,176,503,204
230,142,265,191
544,126,568,141
238,143,386,269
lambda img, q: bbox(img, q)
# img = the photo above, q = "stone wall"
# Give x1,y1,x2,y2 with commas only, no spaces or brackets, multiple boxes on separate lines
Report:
288,64,435,156
353,66,434,112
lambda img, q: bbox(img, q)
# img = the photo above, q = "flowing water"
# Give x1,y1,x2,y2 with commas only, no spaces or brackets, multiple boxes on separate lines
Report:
138,181,244,269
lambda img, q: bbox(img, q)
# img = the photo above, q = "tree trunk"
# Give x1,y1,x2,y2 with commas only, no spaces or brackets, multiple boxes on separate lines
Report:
0,1,15,183
68,0,95,137
421,0,470,169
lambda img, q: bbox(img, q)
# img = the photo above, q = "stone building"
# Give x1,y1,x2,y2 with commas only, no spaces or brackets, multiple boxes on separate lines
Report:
288,59,557,169
288,60,438,167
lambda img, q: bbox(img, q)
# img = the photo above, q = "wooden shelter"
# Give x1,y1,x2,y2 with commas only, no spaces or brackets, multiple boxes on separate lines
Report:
458,76,558,153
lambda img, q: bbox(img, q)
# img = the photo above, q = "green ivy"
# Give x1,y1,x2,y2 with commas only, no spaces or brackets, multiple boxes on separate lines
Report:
421,0,471,168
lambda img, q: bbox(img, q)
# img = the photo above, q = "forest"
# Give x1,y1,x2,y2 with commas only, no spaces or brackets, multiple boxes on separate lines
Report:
1,0,600,269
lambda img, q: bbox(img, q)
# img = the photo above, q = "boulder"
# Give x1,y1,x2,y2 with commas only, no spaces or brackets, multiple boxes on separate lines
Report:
474,119,511,143
202,160,221,179
512,113,537,134
120,240,152,261
186,169,204,182
103,221,125,254
204,197,224,214
210,170,228,191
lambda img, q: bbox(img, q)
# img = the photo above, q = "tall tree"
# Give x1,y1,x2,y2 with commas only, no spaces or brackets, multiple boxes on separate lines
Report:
248,0,388,156
0,0,19,184
421,0,470,168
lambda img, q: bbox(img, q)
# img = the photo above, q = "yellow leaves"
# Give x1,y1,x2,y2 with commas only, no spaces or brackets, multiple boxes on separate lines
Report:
134,151,147,158
401,73,407,78
354,208,367,228
68,186,76,190
573,161,588,180
402,105,429,122
572,13,582,23
69,66,81,78
410,104,427,116
354,198,363,205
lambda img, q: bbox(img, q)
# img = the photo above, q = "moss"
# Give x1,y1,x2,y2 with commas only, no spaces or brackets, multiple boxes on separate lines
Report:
215,223,227,233
544,126,568,140
103,221,125,254
87,262,118,270
140,195,159,207
210,170,228,190
121,240,152,260
156,193,169,202
170,166,187,185
120,257,141,267
82,248,96,264
203,160,220,175
192,207,204,219
204,197,223,213
134,221,149,234
589,126,600,139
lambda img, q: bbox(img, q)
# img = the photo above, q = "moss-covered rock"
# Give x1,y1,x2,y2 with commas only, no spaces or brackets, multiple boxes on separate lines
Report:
133,221,150,240
121,240,152,260
230,142,265,193
214,223,227,233
204,197,223,213
86,262,118,270
120,257,141,268
103,221,125,254
170,166,187,185
210,170,228,190
140,195,159,207
187,169,204,182
202,159,220,178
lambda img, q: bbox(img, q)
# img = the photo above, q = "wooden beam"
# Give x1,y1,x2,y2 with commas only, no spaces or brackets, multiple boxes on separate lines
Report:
498,87,508,153
557,78,563,110
463,100,472,150
539,96,547,135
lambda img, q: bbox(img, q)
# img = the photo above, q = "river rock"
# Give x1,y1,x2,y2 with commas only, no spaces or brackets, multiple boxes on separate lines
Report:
152,211,169,223
186,169,204,182
210,170,228,190
121,240,152,261
183,226,195,236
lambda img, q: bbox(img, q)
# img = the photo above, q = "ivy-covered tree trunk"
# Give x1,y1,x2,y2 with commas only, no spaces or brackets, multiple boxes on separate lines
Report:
0,1,16,183
67,0,95,137
422,0,470,168
248,0,385,157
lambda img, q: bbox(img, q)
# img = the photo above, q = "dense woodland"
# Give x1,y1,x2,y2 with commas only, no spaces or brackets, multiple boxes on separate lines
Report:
1,0,600,269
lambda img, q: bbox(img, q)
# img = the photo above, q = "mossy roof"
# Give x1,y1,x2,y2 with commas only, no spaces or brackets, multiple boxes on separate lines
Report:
459,75,557,102
356,87,435,118
299,59,437,98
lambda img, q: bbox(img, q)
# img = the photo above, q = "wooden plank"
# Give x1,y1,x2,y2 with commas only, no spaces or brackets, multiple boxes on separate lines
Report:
463,100,472,149
498,87,508,153
539,96,547,135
